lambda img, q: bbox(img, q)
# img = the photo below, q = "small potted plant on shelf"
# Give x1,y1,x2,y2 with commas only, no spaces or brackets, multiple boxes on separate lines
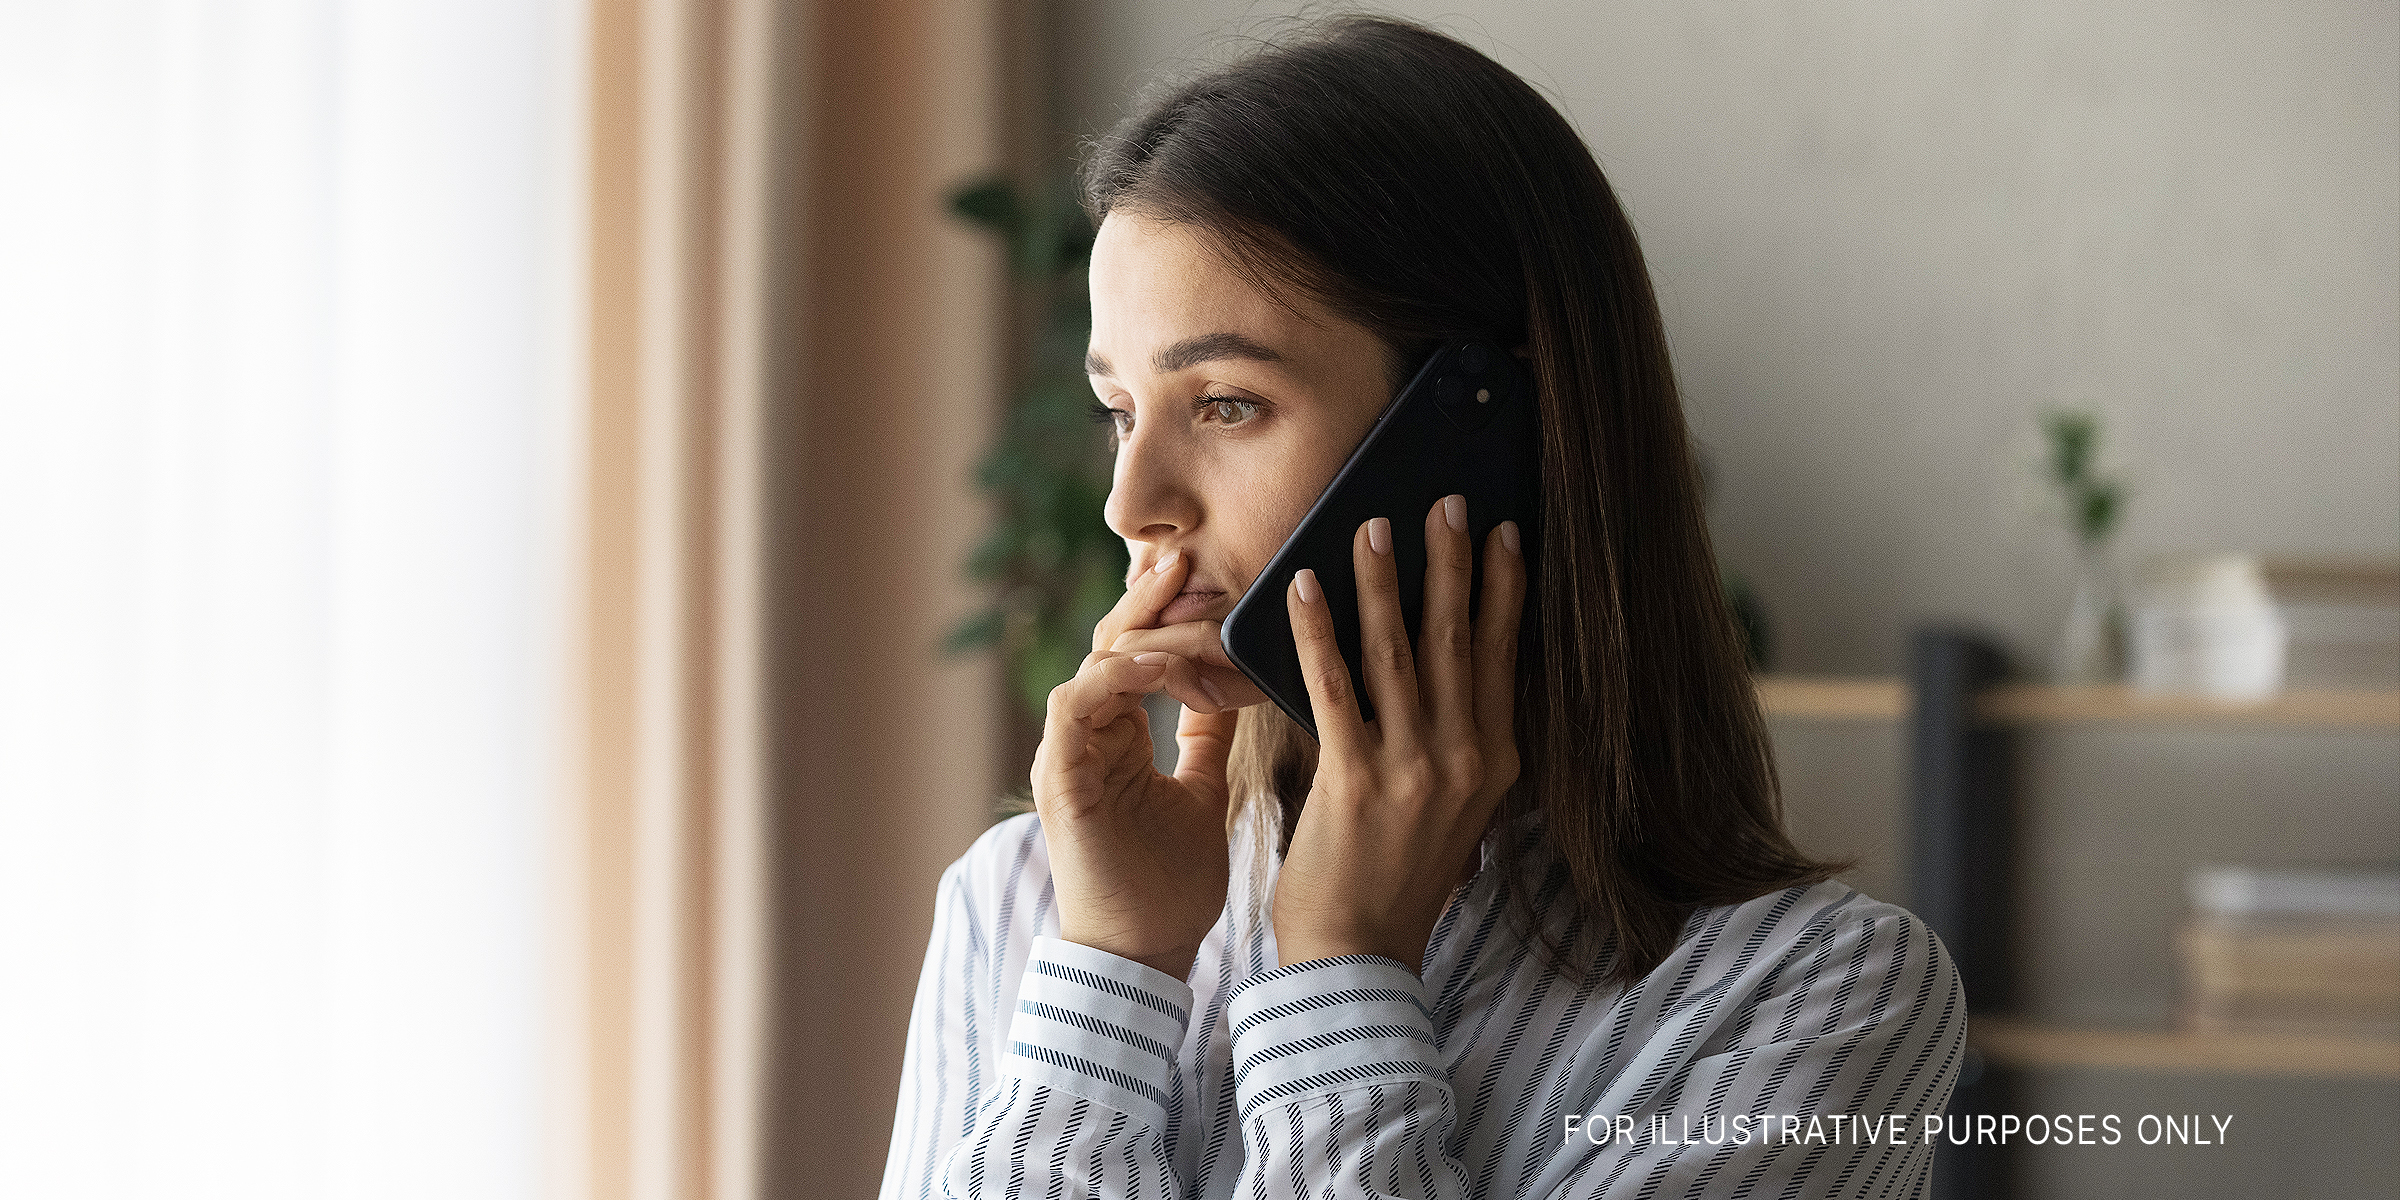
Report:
2038,408,2128,684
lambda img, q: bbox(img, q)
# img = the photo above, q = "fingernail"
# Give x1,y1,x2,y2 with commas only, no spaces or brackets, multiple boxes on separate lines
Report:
1294,569,1322,604
1443,494,1467,533
1367,517,1391,555
1151,549,1179,575
1200,677,1227,708
1500,520,1520,554
1133,651,1169,665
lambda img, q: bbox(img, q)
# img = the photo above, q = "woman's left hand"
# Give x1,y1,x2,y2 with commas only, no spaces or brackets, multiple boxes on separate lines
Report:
1272,494,1528,971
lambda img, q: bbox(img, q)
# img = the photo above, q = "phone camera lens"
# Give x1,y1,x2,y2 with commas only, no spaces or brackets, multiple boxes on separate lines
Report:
1460,343,1491,372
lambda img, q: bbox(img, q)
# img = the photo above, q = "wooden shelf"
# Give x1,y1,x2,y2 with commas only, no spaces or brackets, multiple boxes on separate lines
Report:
1756,677,2400,730
1968,1015,2400,1082
1753,676,1909,721
1977,683,2400,728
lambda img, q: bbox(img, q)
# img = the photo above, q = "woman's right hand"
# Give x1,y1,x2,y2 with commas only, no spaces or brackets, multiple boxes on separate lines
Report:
1031,550,1244,980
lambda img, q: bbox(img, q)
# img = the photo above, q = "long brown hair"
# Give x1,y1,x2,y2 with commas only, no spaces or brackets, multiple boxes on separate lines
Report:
1084,14,1843,985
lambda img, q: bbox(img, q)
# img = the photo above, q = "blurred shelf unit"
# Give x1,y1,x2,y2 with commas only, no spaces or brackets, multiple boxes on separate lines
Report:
1789,628,2400,1200
1754,676,2400,730
1967,1015,2400,1083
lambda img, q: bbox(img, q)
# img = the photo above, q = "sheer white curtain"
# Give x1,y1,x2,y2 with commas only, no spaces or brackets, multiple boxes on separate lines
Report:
0,3,579,1197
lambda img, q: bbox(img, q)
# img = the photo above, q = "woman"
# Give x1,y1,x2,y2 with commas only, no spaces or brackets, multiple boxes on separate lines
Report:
883,16,1965,1198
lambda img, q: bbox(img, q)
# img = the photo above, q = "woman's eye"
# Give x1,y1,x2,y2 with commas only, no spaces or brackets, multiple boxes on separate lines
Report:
1202,396,1260,426
1087,402,1133,446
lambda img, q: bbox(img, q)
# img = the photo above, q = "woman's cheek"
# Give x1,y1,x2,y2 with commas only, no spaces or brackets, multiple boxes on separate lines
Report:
1213,438,1332,574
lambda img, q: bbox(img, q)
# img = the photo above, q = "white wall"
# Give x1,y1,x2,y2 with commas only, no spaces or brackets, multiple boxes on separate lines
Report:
1052,0,2400,674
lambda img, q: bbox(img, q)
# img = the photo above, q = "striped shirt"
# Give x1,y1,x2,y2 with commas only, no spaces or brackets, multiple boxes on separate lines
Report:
880,807,1966,1198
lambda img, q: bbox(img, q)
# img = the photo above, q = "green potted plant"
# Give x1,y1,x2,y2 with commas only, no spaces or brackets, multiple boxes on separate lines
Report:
939,177,1123,717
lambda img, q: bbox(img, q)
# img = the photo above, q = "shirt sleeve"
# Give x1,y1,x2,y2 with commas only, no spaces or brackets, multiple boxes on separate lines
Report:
1225,953,1469,1196
938,936,1198,1197
1223,907,1966,1200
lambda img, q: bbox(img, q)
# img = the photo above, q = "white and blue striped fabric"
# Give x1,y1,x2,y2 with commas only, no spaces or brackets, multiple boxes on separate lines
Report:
881,807,1967,1198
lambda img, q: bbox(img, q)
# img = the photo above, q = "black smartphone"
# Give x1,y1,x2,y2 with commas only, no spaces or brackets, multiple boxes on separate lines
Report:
1218,338,1541,742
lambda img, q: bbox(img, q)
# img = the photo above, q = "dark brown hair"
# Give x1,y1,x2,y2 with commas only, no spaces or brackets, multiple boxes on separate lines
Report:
1083,14,1842,985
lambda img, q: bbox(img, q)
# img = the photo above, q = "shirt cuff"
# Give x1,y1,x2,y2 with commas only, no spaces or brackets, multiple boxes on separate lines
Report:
1226,954,1447,1123
1001,936,1196,1129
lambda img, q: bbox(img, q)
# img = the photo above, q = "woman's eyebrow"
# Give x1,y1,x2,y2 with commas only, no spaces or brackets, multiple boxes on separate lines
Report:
1084,331,1284,378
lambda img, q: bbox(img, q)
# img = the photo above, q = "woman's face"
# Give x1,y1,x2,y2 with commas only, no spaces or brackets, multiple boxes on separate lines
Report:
1086,211,1392,627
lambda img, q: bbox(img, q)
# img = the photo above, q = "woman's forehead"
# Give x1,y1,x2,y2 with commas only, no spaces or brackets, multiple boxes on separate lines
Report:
1087,212,1362,381
1090,217,1291,346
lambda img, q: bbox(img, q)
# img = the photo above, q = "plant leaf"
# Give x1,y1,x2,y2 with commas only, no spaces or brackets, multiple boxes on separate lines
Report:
948,178,1023,238
943,607,1005,654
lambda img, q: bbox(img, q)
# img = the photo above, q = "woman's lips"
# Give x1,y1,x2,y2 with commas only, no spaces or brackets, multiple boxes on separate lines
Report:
1159,587,1227,625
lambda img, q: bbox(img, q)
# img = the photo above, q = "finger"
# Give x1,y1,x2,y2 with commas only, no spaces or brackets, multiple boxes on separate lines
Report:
1470,522,1529,796
1109,623,1267,709
1187,663,1263,712
1047,652,1172,731
1352,515,1420,742
1034,652,1172,811
1286,568,1366,753
1111,621,1232,669
1092,549,1189,652
1417,494,1476,744
1146,651,1232,715
1172,704,1240,808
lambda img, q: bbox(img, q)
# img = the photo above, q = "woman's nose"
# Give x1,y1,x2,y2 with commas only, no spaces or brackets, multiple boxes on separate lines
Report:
1102,426,1202,543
